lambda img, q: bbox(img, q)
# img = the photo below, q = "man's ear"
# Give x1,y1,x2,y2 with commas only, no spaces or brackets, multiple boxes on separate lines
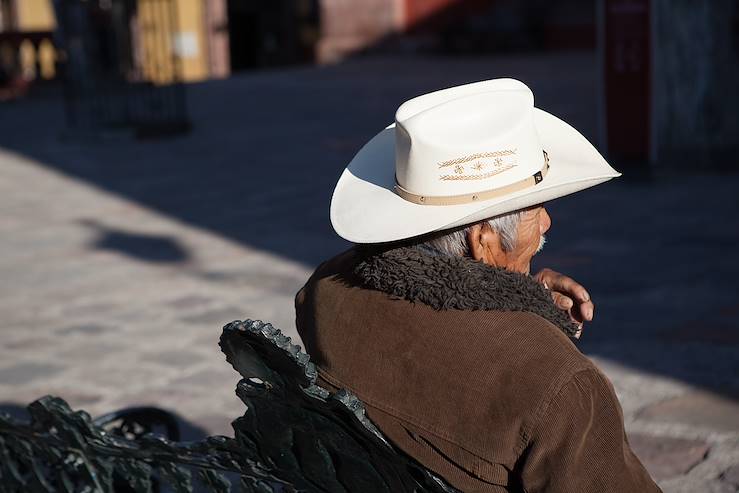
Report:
467,224,485,261
467,222,505,265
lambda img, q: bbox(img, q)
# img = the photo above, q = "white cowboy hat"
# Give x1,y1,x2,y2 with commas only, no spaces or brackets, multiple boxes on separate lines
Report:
330,78,620,244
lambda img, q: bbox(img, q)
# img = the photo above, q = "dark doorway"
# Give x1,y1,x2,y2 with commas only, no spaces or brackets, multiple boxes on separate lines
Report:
227,0,319,72
227,5,260,70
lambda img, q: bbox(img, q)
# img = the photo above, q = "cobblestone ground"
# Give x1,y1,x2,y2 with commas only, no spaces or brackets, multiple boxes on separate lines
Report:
1,52,738,491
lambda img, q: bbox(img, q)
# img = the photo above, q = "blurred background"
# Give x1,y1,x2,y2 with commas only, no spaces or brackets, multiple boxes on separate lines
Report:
1,1,738,491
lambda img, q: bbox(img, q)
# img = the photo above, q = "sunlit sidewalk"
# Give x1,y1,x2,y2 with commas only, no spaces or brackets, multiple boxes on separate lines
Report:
0,52,738,492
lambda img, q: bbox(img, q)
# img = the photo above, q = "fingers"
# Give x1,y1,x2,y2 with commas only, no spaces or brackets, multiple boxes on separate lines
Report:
533,267,554,285
536,268,594,320
536,268,589,303
551,292,594,324
550,274,590,304
552,292,573,311
579,300,594,322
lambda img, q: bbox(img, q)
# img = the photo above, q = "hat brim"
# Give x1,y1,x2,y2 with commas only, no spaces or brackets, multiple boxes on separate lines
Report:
330,107,620,244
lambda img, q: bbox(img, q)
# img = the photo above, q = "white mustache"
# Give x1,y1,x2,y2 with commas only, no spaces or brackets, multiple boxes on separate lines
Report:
536,235,547,254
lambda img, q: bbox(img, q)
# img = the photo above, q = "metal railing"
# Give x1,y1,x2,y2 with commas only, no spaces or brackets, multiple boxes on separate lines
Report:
57,0,190,138
0,30,58,81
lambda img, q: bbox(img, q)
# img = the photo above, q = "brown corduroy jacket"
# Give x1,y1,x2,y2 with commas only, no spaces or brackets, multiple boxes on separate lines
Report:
295,246,662,493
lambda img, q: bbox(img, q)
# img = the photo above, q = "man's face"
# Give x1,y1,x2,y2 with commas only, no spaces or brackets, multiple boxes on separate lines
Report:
467,206,551,274
506,206,551,274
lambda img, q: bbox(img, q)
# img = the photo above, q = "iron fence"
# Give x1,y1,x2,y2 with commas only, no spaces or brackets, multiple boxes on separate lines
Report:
56,0,190,138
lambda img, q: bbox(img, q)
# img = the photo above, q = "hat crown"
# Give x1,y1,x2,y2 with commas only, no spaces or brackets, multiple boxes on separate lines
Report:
328,77,620,244
394,80,545,199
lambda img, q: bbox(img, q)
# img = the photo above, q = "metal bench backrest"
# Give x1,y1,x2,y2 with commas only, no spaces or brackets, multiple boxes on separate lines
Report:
0,319,458,492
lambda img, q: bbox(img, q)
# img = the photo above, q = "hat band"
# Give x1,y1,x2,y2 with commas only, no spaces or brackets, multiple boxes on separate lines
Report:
395,151,550,206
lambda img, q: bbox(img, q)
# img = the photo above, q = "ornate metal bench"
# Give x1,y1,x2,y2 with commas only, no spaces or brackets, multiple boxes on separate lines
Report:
0,320,458,492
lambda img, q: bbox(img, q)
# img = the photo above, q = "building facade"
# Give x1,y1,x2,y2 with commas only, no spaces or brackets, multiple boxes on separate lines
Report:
0,0,230,83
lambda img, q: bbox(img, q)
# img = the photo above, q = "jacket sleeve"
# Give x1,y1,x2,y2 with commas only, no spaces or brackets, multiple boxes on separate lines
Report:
519,368,662,493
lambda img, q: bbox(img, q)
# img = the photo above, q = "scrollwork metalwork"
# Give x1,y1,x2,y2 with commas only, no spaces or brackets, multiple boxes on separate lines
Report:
0,319,458,493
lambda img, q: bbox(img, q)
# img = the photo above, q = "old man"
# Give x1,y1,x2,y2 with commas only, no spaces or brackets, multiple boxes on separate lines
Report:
296,79,661,492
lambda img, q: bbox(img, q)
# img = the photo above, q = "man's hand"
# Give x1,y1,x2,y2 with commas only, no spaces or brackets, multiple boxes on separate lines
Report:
533,268,594,338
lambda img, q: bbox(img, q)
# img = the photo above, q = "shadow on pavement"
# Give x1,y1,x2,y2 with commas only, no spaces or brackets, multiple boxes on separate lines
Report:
81,219,191,264
1,53,738,401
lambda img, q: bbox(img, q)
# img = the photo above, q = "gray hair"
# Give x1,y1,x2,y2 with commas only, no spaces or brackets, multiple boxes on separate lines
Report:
419,210,523,256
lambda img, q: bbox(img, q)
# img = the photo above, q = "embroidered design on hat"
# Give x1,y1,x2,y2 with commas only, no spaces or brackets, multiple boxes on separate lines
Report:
440,165,516,181
437,149,517,168
439,148,518,181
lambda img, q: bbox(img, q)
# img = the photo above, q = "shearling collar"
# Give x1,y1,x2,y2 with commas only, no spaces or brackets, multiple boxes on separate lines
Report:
353,245,579,338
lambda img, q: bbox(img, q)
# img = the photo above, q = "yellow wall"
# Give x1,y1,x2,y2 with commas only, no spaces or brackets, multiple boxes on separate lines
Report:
13,0,56,79
175,0,208,81
139,0,209,83
16,0,56,31
139,1,175,84
14,0,209,83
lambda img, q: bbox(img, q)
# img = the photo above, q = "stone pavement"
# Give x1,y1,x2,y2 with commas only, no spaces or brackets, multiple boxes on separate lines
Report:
1,52,738,491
